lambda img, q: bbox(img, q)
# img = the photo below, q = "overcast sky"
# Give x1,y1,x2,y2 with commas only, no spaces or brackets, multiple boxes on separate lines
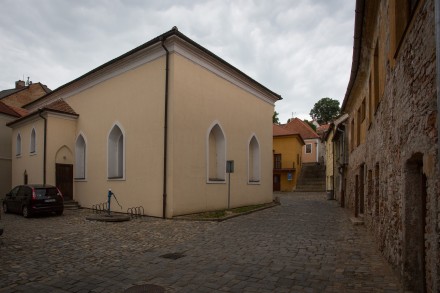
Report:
0,0,355,123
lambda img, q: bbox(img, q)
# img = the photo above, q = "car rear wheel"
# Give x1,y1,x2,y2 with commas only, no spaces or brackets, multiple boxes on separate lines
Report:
2,203,8,214
22,206,31,218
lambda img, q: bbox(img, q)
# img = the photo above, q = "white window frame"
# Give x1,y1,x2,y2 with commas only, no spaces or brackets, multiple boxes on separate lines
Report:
107,122,126,180
75,132,87,180
248,134,261,184
305,143,312,154
30,128,36,154
16,133,22,157
206,121,226,183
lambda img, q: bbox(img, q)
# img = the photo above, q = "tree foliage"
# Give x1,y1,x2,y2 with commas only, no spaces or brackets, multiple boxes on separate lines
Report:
273,111,280,124
309,97,341,124
303,119,317,131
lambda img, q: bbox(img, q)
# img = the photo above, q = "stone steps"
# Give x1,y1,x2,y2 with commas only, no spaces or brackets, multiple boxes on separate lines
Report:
296,163,326,192
64,200,81,210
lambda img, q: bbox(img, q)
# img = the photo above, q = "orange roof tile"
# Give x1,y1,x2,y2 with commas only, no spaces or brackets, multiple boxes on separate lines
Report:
283,118,319,139
0,101,22,117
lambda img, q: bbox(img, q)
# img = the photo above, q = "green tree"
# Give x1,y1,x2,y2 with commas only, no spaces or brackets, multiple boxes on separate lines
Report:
273,111,280,124
303,119,317,131
309,97,341,124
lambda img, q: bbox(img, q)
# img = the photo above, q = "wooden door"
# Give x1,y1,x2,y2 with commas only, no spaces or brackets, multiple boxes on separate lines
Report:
56,164,73,200
273,174,281,191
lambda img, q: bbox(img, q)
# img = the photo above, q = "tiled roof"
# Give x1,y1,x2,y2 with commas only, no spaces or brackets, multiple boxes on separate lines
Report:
283,118,319,139
317,124,330,133
273,124,296,136
44,99,77,115
0,88,23,100
0,101,21,117
6,99,78,127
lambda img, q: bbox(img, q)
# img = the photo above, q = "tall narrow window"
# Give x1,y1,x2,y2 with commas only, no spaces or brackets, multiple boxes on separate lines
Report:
274,154,282,169
108,124,125,179
208,123,226,182
30,128,36,154
248,136,260,183
16,133,22,156
75,134,86,179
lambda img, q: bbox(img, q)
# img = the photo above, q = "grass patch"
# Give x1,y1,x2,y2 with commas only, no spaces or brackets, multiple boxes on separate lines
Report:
178,202,275,220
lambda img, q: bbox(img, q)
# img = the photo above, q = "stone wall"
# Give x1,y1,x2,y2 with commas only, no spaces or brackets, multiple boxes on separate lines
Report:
343,0,438,291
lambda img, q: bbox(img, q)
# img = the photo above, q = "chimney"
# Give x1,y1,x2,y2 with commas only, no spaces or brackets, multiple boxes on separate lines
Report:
15,80,25,89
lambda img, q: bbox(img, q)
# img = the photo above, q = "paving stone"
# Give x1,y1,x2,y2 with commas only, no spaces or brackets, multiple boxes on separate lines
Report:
0,192,407,292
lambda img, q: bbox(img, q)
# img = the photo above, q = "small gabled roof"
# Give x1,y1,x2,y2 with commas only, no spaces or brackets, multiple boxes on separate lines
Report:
0,101,21,117
7,99,78,127
282,118,319,139
273,124,306,145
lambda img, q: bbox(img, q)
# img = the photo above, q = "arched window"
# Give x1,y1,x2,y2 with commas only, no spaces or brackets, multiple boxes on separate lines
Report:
207,123,226,182
16,133,22,156
30,128,36,154
108,124,125,179
248,136,260,183
75,134,86,179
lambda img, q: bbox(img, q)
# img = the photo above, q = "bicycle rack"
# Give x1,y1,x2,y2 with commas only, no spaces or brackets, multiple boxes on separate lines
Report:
127,206,145,218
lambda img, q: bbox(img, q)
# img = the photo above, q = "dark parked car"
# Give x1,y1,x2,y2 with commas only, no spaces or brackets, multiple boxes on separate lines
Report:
2,184,64,218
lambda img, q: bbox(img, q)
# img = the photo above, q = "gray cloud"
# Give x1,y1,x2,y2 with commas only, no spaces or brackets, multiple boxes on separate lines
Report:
0,0,355,123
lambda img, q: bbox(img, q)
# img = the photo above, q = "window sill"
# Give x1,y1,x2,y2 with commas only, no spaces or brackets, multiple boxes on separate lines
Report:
74,178,87,182
248,181,260,185
30,152,37,156
207,179,226,184
108,177,125,181
16,154,22,158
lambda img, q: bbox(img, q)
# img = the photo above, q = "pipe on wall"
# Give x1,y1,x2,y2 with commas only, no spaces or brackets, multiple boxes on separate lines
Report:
160,37,170,219
38,109,47,185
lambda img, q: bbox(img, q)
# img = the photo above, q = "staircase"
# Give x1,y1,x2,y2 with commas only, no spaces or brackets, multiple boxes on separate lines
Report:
296,163,326,192
64,200,81,210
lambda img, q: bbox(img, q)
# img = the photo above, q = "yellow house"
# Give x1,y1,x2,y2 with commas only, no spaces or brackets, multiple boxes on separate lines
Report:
7,27,281,218
272,124,304,192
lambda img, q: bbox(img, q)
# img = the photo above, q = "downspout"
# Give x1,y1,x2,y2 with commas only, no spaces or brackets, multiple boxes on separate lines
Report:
435,0,440,171
160,37,170,219
38,109,47,185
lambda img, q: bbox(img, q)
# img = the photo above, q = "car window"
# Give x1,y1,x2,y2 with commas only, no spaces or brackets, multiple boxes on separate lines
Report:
9,186,20,197
17,186,27,197
35,188,58,199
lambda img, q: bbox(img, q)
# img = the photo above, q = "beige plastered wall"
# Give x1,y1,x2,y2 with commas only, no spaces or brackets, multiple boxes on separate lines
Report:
66,57,166,217
11,117,45,186
169,52,275,216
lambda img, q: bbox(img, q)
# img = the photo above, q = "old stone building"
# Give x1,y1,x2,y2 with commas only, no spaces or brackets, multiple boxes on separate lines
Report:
342,0,439,292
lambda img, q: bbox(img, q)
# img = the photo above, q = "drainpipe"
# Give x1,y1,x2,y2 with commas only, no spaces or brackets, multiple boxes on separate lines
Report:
160,37,170,219
38,109,47,185
435,0,440,171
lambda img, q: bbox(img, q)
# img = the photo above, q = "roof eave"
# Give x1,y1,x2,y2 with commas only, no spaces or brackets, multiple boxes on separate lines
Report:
341,0,366,112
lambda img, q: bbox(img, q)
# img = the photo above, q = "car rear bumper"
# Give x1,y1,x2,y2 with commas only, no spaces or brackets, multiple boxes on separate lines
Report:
30,205,64,214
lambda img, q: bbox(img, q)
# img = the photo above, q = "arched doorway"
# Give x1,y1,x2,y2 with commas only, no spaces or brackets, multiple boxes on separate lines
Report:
403,153,427,292
55,146,74,200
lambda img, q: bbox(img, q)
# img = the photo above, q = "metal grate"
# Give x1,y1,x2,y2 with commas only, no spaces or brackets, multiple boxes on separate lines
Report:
159,252,185,260
124,284,165,293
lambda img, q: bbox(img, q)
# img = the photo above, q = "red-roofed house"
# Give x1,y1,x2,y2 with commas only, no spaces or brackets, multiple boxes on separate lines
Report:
7,28,281,218
0,101,24,197
282,118,321,163
0,80,49,198
272,124,305,191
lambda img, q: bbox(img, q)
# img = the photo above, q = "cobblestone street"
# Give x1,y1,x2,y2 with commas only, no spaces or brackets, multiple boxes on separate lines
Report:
0,192,405,292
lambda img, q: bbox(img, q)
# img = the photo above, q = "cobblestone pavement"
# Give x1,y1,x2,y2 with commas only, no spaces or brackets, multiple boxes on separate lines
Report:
0,192,406,293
